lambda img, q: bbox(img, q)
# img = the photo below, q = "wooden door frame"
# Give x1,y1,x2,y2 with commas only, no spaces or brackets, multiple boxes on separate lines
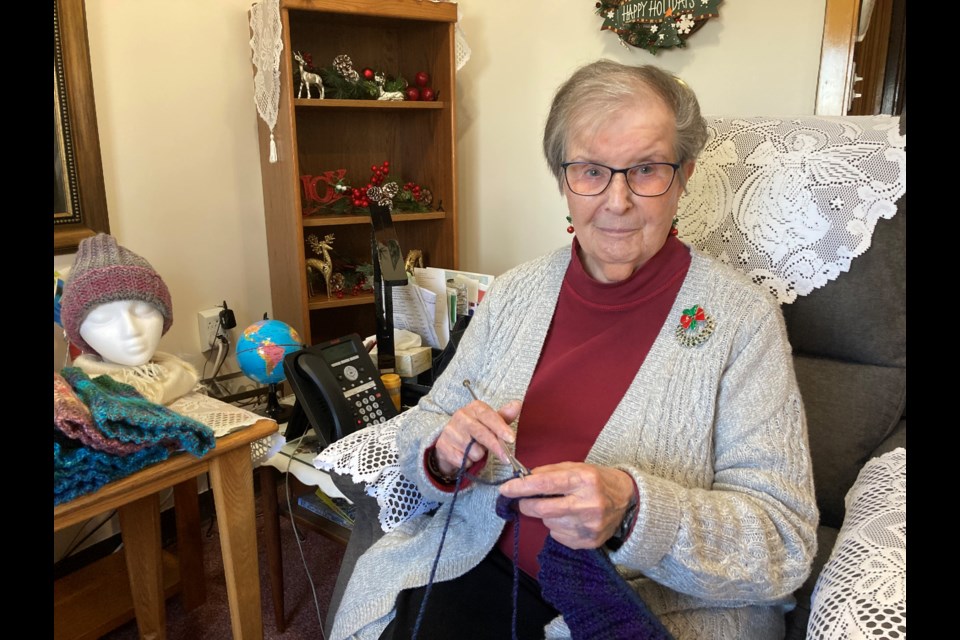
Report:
815,0,861,115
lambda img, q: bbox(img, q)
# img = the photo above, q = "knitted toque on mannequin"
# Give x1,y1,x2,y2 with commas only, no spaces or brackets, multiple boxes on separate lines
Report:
60,233,173,356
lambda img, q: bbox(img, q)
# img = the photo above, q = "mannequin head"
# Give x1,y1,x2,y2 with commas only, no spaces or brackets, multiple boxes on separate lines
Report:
60,234,174,361
79,299,165,366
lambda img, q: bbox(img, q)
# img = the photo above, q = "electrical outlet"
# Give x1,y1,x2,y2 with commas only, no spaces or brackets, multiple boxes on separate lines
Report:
197,308,222,351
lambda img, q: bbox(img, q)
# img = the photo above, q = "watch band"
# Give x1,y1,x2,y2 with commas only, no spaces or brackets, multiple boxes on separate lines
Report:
606,494,639,550
426,447,458,485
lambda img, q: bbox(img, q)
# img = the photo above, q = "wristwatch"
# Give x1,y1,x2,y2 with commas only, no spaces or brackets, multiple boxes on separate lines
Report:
606,494,638,551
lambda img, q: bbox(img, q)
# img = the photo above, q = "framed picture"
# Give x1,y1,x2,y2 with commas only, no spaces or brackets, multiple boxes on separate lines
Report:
54,0,109,255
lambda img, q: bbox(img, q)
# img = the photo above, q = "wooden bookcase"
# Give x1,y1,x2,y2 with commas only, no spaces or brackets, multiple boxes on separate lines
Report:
254,0,460,345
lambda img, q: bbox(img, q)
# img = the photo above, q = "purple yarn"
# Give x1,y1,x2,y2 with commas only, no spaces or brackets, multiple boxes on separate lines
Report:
413,441,522,640
416,443,672,639
411,440,479,640
536,535,674,640
495,494,522,640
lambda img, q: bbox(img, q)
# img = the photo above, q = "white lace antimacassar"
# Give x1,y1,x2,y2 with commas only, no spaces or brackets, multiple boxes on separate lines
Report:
807,448,906,639
678,115,906,304
313,419,438,532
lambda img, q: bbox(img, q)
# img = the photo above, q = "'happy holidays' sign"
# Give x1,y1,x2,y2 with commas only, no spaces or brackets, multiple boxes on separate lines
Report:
597,0,722,53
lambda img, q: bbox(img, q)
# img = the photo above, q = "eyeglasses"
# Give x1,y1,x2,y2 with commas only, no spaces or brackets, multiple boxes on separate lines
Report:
561,162,681,197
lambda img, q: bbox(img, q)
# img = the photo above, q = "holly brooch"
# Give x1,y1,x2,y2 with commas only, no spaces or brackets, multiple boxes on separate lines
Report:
675,304,715,347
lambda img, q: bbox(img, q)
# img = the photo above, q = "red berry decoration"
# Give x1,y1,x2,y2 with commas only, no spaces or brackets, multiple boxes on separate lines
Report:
363,67,375,80
420,87,435,102
415,71,430,87
405,87,420,101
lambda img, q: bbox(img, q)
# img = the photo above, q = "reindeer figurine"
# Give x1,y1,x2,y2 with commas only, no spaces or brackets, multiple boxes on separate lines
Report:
294,51,324,100
405,249,424,275
306,233,335,298
374,71,405,101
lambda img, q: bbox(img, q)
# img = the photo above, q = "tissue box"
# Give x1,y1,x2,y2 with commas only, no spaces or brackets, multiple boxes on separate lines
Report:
370,345,433,378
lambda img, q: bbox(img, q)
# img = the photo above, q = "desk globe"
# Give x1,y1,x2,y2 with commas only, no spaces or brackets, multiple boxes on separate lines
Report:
236,318,303,422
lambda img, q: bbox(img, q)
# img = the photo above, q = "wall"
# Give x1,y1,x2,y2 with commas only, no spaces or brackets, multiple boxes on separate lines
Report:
54,0,826,559
54,0,273,377
453,0,827,275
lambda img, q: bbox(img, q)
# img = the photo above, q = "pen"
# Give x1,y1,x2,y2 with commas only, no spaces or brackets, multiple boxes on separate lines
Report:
462,379,531,478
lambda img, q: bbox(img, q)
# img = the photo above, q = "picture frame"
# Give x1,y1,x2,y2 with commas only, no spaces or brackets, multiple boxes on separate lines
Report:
54,0,109,255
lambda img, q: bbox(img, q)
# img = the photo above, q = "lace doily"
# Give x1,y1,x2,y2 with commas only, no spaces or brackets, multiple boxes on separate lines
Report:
678,115,906,304
169,392,266,438
250,0,283,163
418,0,470,71
313,420,437,532
454,10,471,71
169,392,283,465
807,448,906,639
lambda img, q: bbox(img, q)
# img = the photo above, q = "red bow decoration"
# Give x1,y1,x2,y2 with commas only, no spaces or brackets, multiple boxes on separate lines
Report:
680,305,706,330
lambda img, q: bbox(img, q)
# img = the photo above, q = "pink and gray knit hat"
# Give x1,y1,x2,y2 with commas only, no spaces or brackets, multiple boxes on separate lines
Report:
60,233,173,356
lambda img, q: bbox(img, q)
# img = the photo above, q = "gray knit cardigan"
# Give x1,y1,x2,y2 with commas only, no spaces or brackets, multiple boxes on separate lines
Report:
330,244,819,640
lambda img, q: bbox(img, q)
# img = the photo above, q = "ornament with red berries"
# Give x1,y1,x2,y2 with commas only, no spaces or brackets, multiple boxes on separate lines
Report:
405,70,438,101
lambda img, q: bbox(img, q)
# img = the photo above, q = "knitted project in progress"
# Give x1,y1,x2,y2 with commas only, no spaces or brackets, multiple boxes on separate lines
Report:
61,367,215,457
411,438,672,640
497,495,674,640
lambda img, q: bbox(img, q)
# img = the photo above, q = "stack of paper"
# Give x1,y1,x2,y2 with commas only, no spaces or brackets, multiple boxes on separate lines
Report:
389,267,495,350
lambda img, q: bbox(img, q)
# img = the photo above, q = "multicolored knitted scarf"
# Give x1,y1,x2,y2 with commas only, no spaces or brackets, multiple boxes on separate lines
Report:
60,367,215,457
54,372,149,455
54,430,169,506
53,368,216,506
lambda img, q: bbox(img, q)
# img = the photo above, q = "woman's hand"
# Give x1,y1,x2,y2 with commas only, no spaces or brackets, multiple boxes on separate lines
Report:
499,462,637,549
433,400,523,476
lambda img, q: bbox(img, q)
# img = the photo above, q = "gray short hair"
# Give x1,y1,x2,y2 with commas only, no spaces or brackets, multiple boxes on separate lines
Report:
542,59,708,191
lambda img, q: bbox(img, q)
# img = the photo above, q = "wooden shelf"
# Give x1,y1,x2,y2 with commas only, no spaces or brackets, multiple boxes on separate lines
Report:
255,0,459,345
295,98,446,110
274,474,352,546
303,211,446,227
308,293,375,310
281,500,353,546
53,549,180,640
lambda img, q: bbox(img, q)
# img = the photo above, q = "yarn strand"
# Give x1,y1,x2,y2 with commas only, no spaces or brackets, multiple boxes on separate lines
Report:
411,439,523,640
410,439,475,639
407,439,671,640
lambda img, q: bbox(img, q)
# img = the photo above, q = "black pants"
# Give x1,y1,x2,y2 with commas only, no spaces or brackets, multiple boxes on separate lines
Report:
378,548,559,640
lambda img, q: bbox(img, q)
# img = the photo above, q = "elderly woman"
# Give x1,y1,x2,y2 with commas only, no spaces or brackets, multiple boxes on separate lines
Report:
328,60,818,640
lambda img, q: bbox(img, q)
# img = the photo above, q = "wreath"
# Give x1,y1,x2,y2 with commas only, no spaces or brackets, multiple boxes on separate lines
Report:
596,0,722,54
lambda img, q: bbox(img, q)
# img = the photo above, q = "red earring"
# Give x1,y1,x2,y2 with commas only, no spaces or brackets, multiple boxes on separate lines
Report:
566,216,574,234
670,217,679,237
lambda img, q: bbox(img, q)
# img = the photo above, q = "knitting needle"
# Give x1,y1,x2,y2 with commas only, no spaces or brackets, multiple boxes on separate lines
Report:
462,379,531,478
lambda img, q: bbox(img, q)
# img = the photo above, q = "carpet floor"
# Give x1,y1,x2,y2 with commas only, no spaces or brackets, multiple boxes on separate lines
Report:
99,494,347,640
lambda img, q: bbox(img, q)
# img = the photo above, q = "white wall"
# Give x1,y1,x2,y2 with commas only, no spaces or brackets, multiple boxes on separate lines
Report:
453,0,827,275
55,0,272,375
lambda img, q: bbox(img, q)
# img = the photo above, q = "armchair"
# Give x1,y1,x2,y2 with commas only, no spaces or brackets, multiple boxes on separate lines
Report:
322,114,906,640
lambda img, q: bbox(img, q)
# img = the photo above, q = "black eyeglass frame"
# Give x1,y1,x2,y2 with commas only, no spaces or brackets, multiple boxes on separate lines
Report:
560,161,682,197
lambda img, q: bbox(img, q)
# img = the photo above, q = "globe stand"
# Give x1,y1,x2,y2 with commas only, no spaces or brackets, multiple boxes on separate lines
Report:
263,382,294,424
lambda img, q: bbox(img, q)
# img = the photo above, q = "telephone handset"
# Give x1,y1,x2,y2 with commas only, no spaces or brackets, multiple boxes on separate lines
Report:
283,333,399,447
